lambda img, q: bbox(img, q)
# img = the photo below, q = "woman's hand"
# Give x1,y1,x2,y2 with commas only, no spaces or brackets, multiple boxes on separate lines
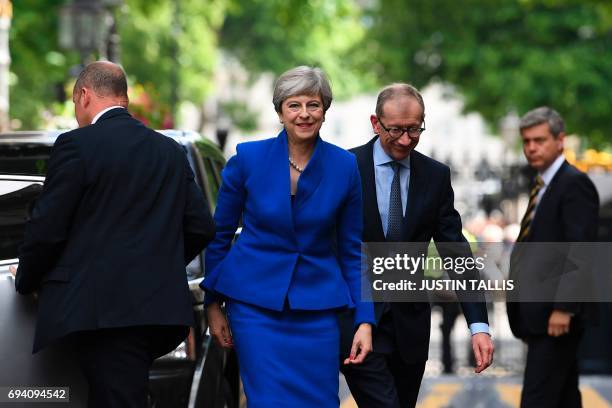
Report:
343,323,373,365
206,302,233,349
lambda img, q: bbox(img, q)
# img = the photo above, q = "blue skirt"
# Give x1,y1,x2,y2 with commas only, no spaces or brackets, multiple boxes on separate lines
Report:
226,300,340,408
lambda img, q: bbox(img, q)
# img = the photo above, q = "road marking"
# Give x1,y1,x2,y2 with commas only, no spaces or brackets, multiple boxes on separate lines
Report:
342,382,611,407
496,384,521,407
341,383,463,408
416,383,462,408
582,386,612,408
496,384,611,408
340,396,357,408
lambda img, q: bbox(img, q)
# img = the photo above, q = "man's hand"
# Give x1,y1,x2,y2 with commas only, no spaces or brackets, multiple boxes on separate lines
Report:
472,333,494,373
344,323,373,365
206,302,233,349
548,310,571,337
9,266,17,277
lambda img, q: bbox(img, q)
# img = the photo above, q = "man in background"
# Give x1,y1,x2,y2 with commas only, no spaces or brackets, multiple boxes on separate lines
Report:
507,106,599,408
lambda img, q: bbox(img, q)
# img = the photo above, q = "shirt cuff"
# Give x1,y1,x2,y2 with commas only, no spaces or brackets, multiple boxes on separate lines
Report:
469,322,490,336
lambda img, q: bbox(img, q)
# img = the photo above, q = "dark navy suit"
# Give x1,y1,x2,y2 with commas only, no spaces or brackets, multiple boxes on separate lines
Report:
507,160,599,408
340,137,488,408
16,108,215,407
202,130,375,407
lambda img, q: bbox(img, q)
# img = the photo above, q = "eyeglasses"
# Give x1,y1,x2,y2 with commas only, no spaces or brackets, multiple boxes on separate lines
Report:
378,117,426,139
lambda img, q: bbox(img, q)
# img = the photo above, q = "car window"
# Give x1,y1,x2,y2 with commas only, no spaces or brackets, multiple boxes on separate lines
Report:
0,180,43,260
211,159,223,186
0,144,52,175
185,144,206,191
210,159,244,230
202,158,220,208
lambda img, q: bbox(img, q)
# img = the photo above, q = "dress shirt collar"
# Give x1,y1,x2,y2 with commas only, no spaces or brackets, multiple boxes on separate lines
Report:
91,106,126,125
539,154,565,186
373,138,411,169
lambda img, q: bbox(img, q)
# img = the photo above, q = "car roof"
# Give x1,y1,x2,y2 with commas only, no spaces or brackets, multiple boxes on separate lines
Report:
0,131,63,145
0,174,45,181
0,129,213,148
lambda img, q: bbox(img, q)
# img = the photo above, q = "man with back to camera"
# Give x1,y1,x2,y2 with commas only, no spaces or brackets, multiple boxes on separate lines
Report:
12,61,215,407
339,83,494,407
507,107,599,408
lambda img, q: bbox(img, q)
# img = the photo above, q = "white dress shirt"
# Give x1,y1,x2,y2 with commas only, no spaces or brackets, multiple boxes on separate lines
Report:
91,106,126,125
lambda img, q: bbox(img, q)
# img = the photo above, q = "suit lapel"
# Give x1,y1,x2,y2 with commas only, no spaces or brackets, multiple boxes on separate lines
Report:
403,151,428,240
355,137,385,241
295,136,324,208
530,160,568,237
266,130,296,237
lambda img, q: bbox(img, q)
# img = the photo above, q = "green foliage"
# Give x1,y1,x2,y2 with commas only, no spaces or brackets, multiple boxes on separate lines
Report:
9,0,79,129
8,0,612,148
219,100,258,132
220,0,377,99
8,0,228,129
364,0,612,147
119,0,228,116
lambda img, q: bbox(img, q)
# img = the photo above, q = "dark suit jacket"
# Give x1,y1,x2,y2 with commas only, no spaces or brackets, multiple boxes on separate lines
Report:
16,108,215,352
341,136,488,363
507,160,599,338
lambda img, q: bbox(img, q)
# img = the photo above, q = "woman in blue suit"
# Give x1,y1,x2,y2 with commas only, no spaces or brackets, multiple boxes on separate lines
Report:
201,66,374,407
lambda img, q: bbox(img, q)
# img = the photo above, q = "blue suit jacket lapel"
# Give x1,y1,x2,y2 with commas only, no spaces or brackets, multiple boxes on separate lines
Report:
294,135,324,209
266,130,296,238
266,129,325,238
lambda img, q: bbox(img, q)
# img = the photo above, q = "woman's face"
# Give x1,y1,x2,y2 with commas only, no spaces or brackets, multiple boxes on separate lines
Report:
278,94,325,143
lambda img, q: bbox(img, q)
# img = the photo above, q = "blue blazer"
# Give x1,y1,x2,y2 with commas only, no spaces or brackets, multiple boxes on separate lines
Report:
202,130,375,326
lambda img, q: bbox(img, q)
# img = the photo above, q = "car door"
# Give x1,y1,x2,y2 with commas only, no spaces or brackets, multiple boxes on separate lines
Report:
0,175,88,407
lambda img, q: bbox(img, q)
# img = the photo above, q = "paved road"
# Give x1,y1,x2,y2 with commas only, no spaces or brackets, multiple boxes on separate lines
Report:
339,305,612,407
340,374,612,408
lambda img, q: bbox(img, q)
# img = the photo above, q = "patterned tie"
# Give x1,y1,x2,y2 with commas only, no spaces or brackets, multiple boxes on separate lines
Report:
517,176,545,242
386,161,403,241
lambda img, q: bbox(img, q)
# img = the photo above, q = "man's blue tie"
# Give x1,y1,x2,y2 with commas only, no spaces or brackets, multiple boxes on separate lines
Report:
386,161,403,241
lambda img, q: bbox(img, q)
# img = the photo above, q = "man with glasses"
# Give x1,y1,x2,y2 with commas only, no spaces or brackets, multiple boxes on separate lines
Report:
340,83,493,407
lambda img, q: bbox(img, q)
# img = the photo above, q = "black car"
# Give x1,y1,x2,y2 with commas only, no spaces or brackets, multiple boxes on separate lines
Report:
0,130,241,408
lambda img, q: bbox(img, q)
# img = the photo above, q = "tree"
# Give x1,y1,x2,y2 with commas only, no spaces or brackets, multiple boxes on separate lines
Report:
9,0,78,129
363,0,612,147
11,0,610,147
8,0,229,130
118,0,228,126
219,0,376,99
